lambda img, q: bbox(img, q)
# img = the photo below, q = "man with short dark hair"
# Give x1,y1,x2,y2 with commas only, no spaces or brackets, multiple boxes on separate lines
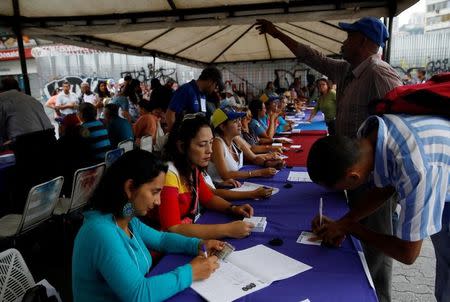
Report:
307,114,450,302
78,102,111,161
165,66,224,131
0,77,57,212
56,81,78,116
0,77,54,146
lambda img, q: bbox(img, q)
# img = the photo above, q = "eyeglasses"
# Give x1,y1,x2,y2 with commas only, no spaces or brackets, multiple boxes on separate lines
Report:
182,112,206,122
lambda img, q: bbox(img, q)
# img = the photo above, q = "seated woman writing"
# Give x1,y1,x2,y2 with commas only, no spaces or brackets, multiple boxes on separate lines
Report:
72,149,222,302
208,107,284,183
158,114,254,239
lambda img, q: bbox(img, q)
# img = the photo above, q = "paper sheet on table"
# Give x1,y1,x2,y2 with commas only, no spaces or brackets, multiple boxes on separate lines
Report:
243,216,267,232
231,182,279,195
287,171,312,182
191,245,312,302
276,137,293,143
291,145,302,149
292,129,302,133
296,231,322,246
279,155,288,160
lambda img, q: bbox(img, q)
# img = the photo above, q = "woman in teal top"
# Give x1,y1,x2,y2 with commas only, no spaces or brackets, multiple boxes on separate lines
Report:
72,149,222,302
307,78,337,135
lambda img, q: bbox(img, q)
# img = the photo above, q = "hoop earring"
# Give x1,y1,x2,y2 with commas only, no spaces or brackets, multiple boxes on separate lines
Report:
122,202,135,217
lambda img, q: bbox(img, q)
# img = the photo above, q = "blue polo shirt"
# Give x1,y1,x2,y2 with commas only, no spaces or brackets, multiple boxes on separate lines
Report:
358,114,450,241
168,80,206,114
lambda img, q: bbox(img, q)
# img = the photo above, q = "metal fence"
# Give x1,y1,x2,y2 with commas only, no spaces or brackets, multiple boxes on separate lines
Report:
390,31,450,77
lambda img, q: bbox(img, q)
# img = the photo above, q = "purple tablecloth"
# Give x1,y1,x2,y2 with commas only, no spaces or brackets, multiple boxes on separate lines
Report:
149,167,378,302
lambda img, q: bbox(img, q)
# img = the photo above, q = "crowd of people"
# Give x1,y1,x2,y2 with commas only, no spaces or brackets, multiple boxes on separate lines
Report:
0,15,448,302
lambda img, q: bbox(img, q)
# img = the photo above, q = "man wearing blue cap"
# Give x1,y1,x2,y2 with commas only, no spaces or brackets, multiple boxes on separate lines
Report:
256,17,402,302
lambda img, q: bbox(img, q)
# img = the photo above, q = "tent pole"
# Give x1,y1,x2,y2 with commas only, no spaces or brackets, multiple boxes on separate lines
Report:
385,16,394,64
12,0,31,95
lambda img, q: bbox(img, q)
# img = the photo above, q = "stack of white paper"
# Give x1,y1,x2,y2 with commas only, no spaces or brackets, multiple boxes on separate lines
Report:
191,245,312,302
287,171,312,182
230,182,279,195
243,216,267,232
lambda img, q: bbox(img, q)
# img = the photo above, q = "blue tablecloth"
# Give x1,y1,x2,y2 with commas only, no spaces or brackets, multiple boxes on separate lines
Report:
289,110,328,132
149,167,378,302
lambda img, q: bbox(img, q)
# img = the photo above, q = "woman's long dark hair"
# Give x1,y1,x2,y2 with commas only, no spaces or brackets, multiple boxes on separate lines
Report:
163,115,211,186
96,81,111,98
90,149,168,217
249,99,264,122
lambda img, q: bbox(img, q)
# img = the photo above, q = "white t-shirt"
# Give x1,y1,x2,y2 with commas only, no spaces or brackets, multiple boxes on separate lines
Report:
56,92,78,115
207,137,243,182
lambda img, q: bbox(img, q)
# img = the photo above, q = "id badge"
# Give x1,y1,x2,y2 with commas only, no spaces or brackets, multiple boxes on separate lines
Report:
194,212,201,223
200,97,207,112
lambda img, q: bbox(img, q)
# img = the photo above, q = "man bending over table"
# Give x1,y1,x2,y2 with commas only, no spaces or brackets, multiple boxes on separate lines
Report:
307,114,450,302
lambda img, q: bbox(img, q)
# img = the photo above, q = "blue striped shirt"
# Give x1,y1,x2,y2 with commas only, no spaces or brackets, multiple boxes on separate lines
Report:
358,114,450,241
82,120,112,160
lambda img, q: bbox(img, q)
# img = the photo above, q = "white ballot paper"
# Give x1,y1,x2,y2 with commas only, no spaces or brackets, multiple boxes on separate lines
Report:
275,137,293,144
291,129,302,134
287,171,312,182
296,231,322,246
243,216,267,232
231,182,279,196
191,244,312,302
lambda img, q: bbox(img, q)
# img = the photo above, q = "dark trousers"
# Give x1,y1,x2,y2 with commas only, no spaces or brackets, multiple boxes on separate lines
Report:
10,129,58,213
326,120,336,135
347,186,396,302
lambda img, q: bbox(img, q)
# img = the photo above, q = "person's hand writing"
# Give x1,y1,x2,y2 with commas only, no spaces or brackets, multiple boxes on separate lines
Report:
311,215,346,247
225,221,254,238
191,255,219,281
199,240,225,256
251,187,273,199
259,167,277,177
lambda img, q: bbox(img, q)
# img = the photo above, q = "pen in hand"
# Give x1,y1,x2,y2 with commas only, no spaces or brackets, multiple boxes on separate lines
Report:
202,244,208,258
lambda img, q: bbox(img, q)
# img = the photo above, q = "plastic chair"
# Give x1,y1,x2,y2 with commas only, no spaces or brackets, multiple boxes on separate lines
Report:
118,139,134,153
105,148,124,168
0,176,64,239
53,163,105,215
0,248,35,302
140,135,153,152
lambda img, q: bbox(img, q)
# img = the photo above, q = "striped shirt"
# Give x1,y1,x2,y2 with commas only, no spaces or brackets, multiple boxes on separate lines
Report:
295,42,402,137
82,120,111,160
358,114,450,241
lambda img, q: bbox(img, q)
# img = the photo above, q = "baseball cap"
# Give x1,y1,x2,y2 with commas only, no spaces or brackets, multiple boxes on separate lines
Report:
211,106,246,129
338,17,389,47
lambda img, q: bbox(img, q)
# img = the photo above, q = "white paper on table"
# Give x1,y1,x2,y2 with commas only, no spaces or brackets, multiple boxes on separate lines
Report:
279,155,288,160
287,171,312,182
296,121,311,124
275,137,293,144
278,131,292,135
292,129,302,134
300,299,311,302
291,145,302,149
231,182,279,195
296,231,322,246
272,142,283,147
191,245,312,302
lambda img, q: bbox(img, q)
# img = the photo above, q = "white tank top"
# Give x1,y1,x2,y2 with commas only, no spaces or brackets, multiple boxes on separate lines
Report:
208,137,243,182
